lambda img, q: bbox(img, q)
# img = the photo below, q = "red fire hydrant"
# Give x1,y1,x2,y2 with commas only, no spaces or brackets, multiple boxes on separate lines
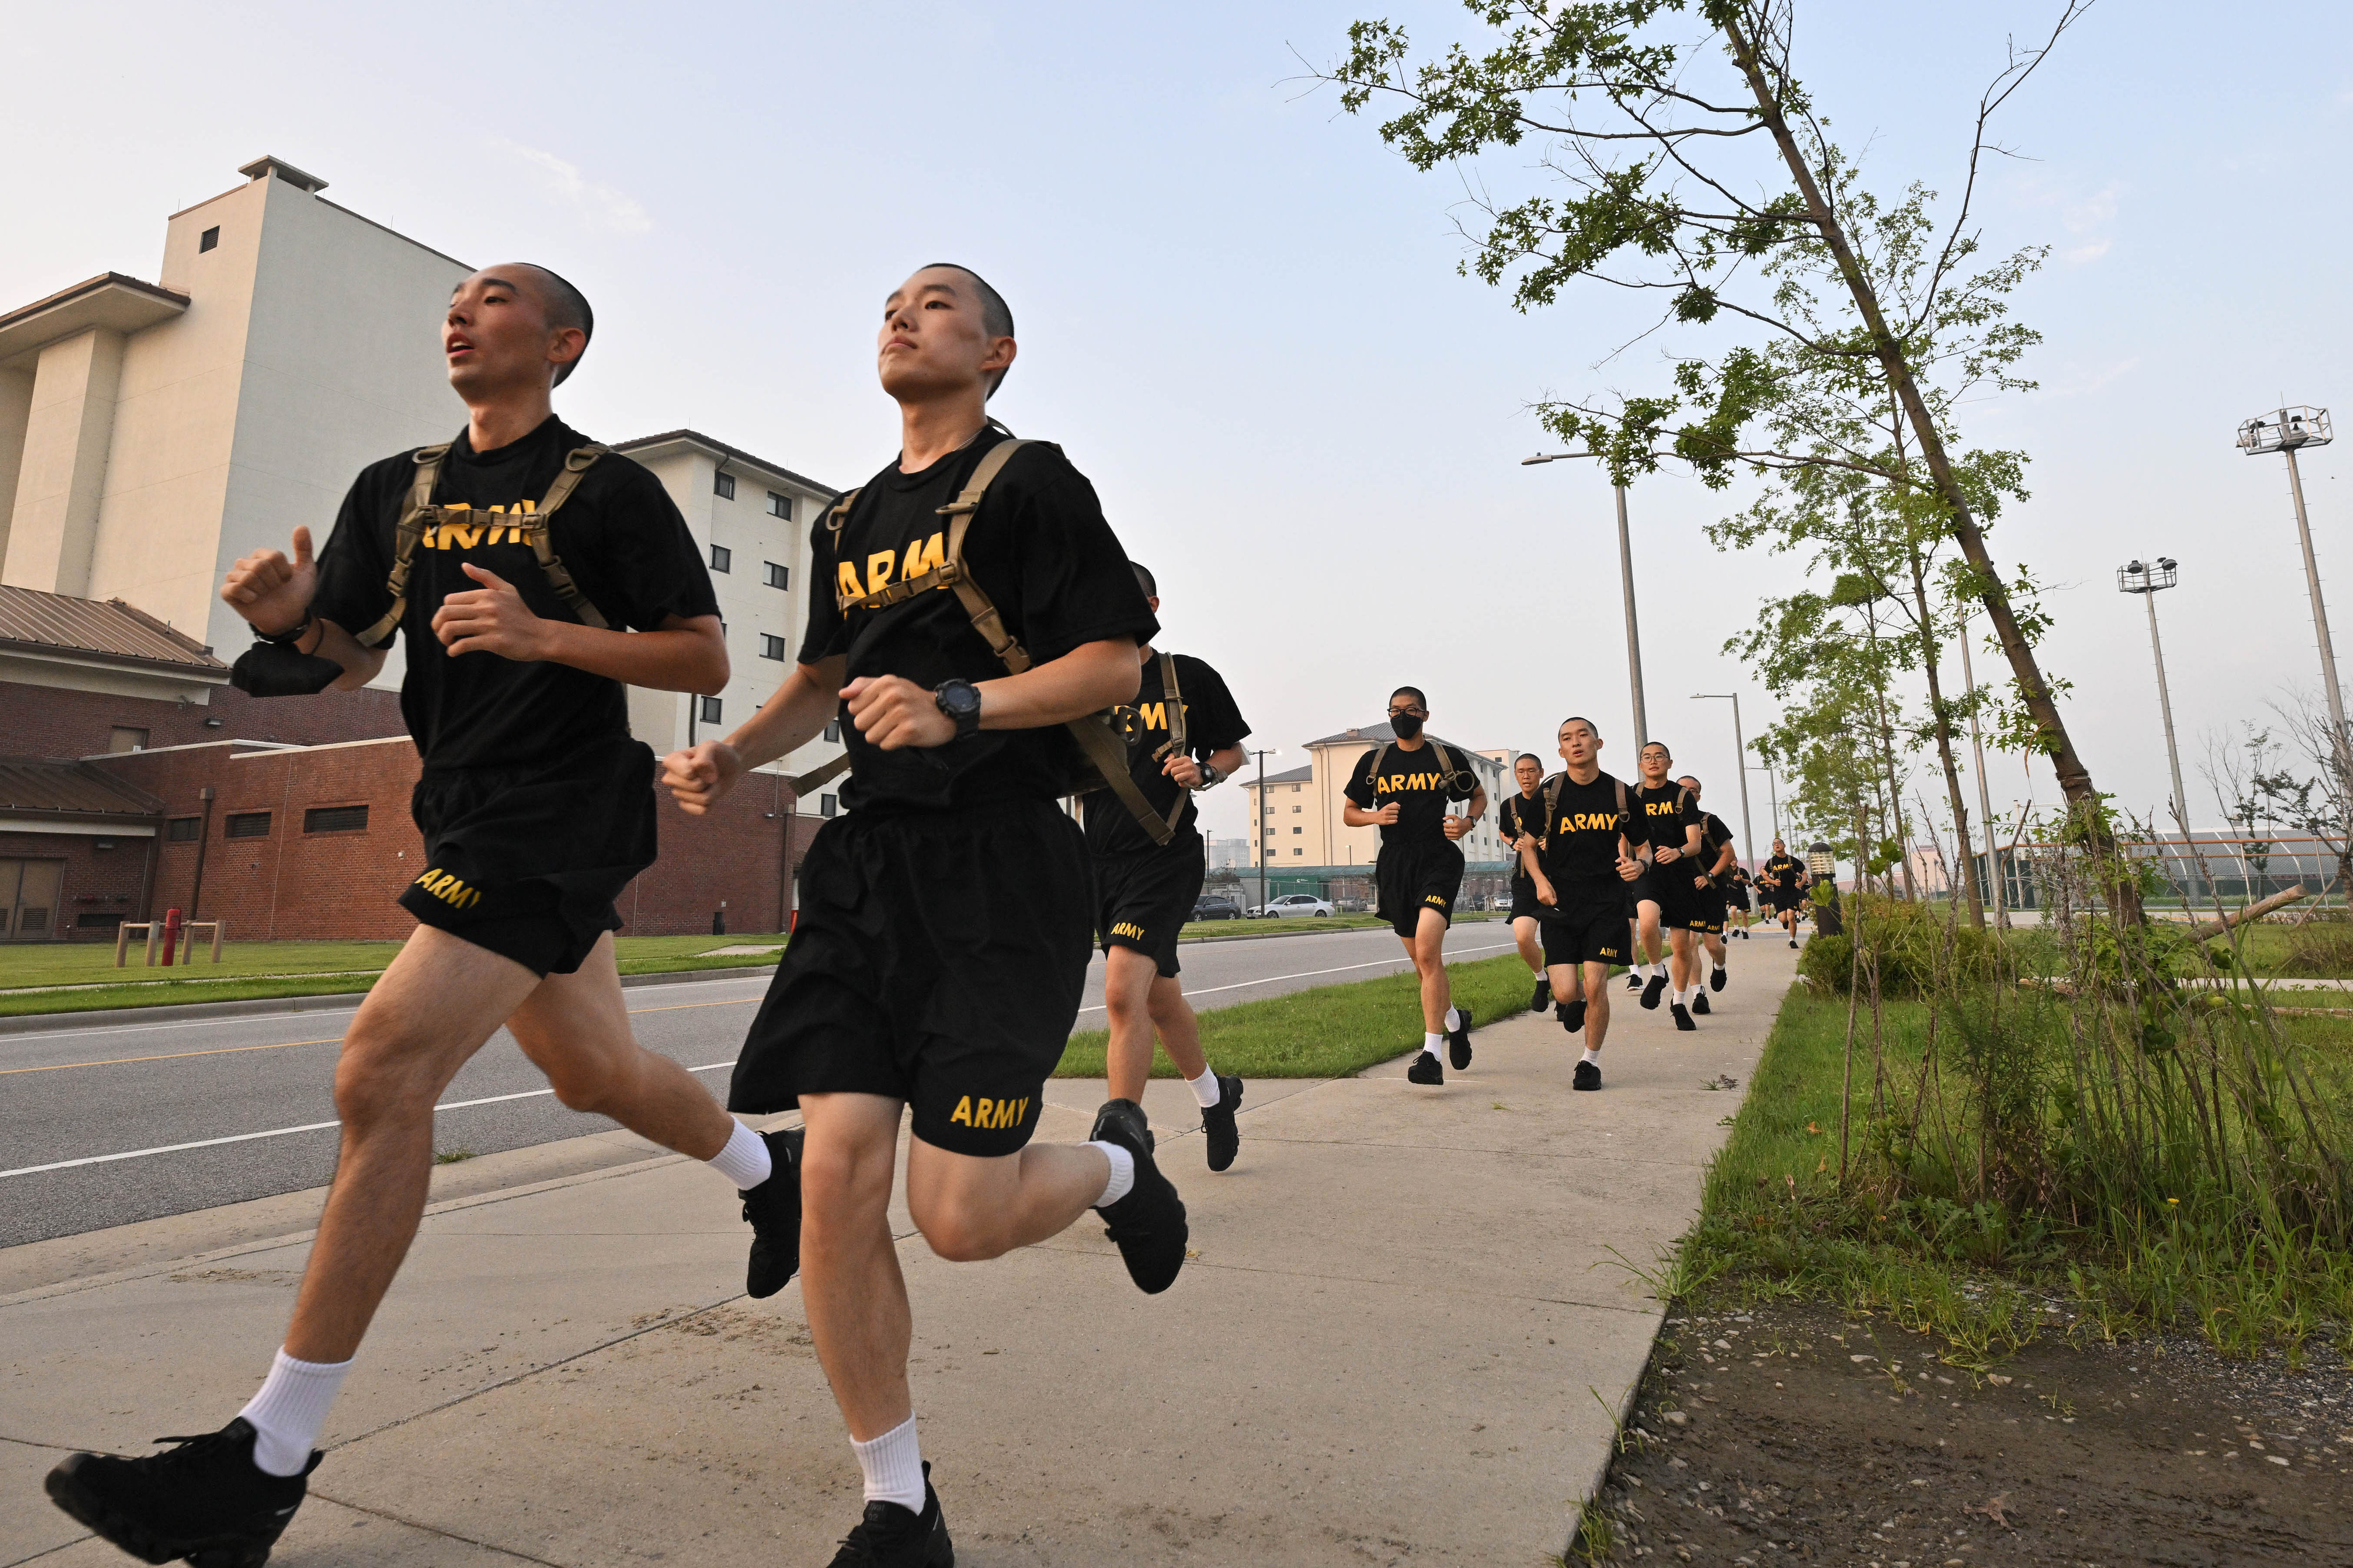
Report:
161,906,183,967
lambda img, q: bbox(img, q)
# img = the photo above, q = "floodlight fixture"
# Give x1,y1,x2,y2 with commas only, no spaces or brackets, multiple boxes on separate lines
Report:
2236,406,2332,455
2237,403,2350,780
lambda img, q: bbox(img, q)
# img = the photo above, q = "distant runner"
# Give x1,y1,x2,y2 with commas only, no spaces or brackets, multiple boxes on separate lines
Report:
1521,716,1640,1089
1498,753,1552,1015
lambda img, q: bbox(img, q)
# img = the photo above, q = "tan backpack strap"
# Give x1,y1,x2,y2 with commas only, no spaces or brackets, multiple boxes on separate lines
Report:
520,446,611,630
789,751,852,796
1158,650,1187,760
825,489,860,536
354,443,451,647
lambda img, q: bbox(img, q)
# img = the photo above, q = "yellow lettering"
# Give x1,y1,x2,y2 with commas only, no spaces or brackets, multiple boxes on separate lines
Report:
950,1096,973,1127
838,562,861,598
1138,702,1166,733
449,522,482,549
976,1099,998,1130
901,532,945,578
865,550,897,594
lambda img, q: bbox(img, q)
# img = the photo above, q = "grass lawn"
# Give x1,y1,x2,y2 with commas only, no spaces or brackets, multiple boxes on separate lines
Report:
1054,951,1552,1079
0,932,787,1017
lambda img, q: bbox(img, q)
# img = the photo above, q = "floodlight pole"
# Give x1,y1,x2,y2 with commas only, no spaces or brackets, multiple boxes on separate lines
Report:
2285,446,2352,779
2119,560,2194,908
1524,454,1648,744
1692,692,1754,872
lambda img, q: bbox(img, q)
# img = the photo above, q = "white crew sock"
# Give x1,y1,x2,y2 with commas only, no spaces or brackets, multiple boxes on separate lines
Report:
238,1348,352,1477
1087,1140,1136,1208
1710,955,1725,974
1422,1032,1445,1056
1443,1006,1462,1032
1187,1067,1224,1109
1632,962,1650,980
1581,1046,1602,1066
708,1119,774,1190
851,1414,927,1513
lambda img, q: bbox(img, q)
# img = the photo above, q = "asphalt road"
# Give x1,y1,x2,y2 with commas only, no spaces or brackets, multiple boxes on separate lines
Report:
0,921,1513,1248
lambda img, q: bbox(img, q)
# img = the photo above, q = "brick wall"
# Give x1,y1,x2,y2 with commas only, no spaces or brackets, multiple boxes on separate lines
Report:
78,740,818,945
0,679,408,760
0,829,156,941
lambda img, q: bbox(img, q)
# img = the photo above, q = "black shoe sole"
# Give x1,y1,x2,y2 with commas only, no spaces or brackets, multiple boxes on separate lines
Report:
1641,975,1668,1010
46,1459,285,1568
1202,1076,1242,1173
1448,1007,1474,1071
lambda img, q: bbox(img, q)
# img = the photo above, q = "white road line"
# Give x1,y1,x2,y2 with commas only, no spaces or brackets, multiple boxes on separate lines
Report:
0,1063,738,1180
1073,942,1512,1014
6,942,1514,1177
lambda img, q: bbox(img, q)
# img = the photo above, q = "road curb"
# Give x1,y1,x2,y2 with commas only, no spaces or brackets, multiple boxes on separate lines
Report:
0,965,778,1035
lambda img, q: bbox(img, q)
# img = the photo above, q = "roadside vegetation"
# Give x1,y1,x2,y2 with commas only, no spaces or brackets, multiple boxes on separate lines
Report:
1668,883,2352,1366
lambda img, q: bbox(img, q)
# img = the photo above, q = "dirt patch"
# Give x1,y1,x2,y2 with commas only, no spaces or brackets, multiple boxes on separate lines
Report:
629,1302,814,1353
1591,1299,2351,1566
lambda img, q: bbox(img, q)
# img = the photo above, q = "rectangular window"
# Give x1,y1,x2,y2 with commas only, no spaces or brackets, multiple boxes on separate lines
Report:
165,816,201,843
304,805,369,833
1294,848,1305,856
768,492,792,520
709,543,732,573
199,226,219,252
77,912,127,930
824,719,841,743
819,793,838,818
764,561,789,589
759,633,787,661
1292,826,1302,834
108,726,149,753
699,695,723,724
714,471,736,500
225,812,271,839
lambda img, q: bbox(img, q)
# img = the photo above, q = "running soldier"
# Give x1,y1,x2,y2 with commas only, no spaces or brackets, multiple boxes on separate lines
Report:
1761,837,1805,947
1499,752,1552,1014
1678,775,1738,1009
1342,688,1488,1085
1521,716,1641,1090
46,265,798,1565
1627,741,1704,1032
1725,863,1755,938
1089,562,1252,1165
663,264,1182,1566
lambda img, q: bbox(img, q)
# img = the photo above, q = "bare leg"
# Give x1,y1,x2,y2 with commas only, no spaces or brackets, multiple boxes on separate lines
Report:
1408,908,1451,1031
904,1131,1111,1263
1512,915,1543,976
1581,960,1614,1047
1145,974,1208,1081
282,928,544,1362
1668,926,1695,995
1103,945,1161,1104
1703,932,1727,969
1637,900,1665,967
797,1093,915,1442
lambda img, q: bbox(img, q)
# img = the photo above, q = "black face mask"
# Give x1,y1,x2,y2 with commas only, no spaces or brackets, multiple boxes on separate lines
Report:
1391,713,1424,740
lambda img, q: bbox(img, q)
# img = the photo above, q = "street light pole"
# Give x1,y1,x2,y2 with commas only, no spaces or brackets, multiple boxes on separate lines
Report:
1248,747,1276,915
1524,454,1648,743
2239,406,2351,783
1693,692,1755,872
1956,613,2007,927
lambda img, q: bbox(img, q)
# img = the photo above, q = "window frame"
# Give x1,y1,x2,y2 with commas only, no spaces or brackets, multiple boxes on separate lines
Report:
709,543,733,573
714,471,736,501
764,561,789,590
759,633,788,661
224,811,272,840
698,695,724,724
767,492,792,520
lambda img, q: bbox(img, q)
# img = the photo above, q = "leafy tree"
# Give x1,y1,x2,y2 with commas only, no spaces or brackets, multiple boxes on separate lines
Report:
1323,0,2131,915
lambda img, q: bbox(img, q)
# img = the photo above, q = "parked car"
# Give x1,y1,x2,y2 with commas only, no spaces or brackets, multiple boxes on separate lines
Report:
1249,893,1336,919
1191,898,1243,921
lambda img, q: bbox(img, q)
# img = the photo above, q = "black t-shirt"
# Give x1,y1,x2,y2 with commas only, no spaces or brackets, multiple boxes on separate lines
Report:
1697,813,1735,882
799,428,1158,813
1344,739,1477,850
1630,781,1701,862
1082,652,1250,856
309,416,718,770
1762,853,1802,892
1537,770,1632,895
1499,789,1545,880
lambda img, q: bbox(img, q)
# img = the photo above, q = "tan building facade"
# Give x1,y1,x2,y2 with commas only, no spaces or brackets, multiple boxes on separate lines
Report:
1242,721,1511,870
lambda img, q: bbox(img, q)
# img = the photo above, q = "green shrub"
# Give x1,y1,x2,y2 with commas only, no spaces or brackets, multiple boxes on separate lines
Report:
1794,897,2004,995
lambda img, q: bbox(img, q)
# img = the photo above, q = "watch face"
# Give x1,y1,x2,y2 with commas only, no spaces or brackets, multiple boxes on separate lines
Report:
941,682,981,718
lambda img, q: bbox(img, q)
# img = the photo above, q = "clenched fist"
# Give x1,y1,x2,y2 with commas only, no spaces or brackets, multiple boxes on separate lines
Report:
661,741,744,816
221,526,319,636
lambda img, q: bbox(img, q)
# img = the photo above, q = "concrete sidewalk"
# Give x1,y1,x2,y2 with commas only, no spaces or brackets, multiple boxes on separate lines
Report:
3,942,1792,1567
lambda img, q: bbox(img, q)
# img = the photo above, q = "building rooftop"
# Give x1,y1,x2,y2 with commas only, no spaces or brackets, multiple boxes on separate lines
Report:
615,430,838,499
1248,765,1315,786
0,585,226,675
0,757,164,820
1305,720,1487,758
0,273,189,373
238,154,329,194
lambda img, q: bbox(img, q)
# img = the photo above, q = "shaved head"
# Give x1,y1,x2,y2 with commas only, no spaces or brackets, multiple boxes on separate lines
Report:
919,262,1014,395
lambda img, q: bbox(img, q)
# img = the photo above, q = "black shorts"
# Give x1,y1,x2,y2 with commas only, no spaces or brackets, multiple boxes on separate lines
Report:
1096,838,1204,979
729,798,1092,1159
1541,896,1627,968
1727,883,1752,912
398,736,655,978
1509,873,1543,922
1685,884,1728,935
1376,840,1465,938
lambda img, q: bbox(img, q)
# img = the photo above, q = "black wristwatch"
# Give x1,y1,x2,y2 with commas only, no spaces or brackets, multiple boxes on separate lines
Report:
933,678,982,742
254,614,314,649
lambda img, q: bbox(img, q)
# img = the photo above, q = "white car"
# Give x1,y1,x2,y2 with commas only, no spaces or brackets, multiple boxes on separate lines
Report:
1251,893,1335,919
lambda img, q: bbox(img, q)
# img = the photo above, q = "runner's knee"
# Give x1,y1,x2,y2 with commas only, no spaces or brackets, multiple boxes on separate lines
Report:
799,1130,895,1233
908,1190,1015,1263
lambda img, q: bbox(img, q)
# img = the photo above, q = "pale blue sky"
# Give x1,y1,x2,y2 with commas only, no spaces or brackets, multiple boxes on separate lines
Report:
8,1,2348,847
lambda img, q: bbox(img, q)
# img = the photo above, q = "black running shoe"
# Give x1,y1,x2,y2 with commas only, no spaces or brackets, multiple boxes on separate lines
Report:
1573,1059,1601,1091
1531,977,1551,1013
1789,938,1798,949
1091,1102,1188,1294
1200,1074,1244,1173
1709,965,1727,993
46,1417,316,1568
1671,1002,1697,1032
1692,990,1712,1016
1447,1006,1474,1070
1559,997,1588,1035
1406,1051,1444,1086
1625,970,1642,992
1641,973,1669,1010
742,1126,803,1300
827,1461,954,1566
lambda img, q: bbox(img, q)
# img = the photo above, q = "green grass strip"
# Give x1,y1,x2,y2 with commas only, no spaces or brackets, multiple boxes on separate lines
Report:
1054,952,1547,1079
